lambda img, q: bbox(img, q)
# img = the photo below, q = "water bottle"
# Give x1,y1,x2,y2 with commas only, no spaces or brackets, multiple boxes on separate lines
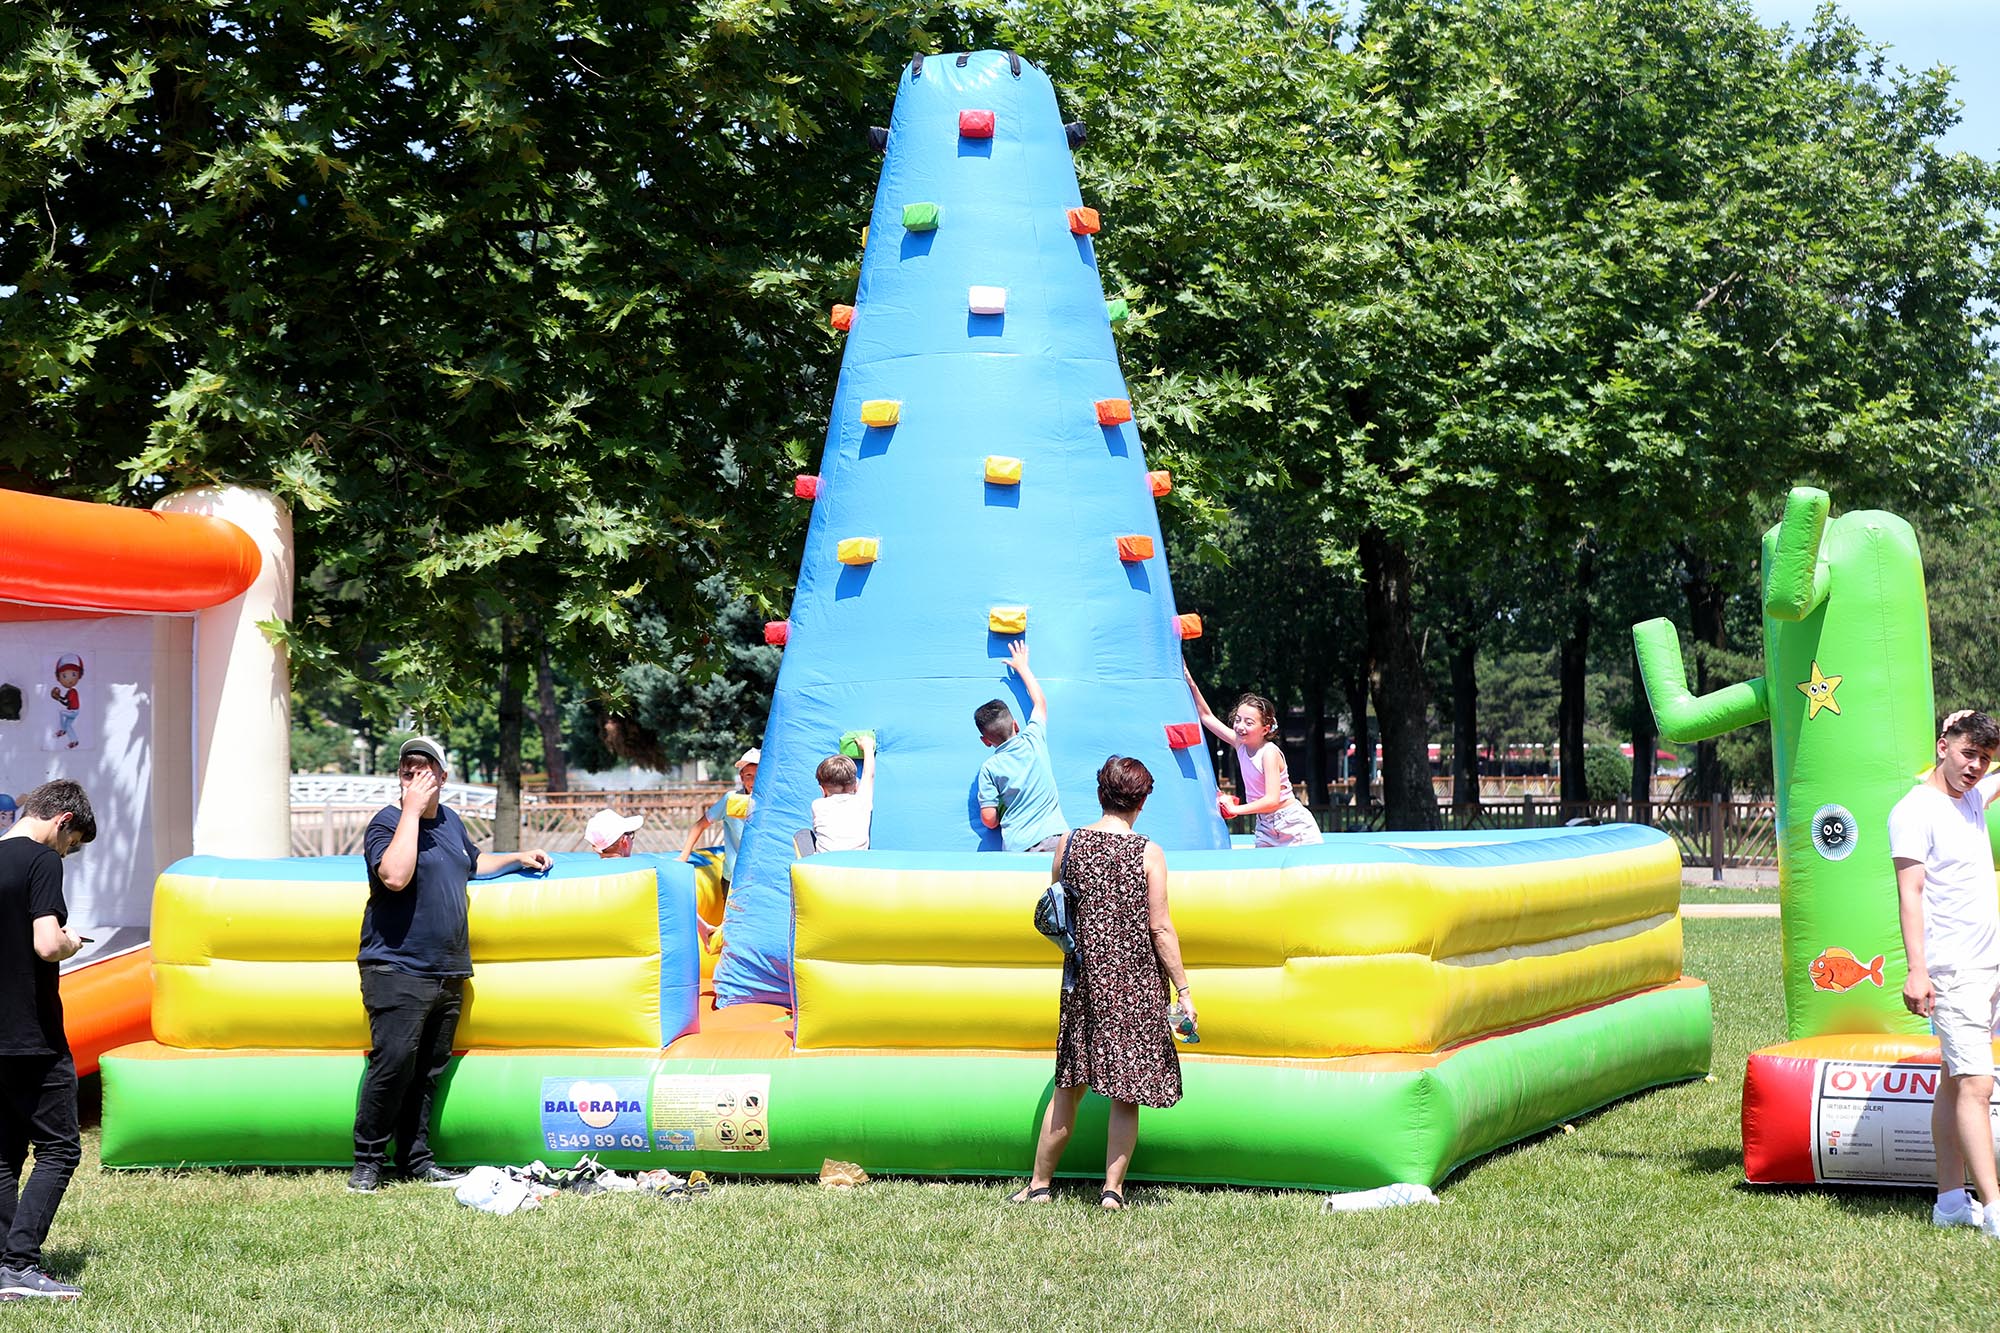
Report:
1169,999,1200,1044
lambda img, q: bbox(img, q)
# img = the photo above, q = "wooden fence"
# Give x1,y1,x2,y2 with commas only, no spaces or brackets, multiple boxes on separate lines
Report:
291,786,1777,873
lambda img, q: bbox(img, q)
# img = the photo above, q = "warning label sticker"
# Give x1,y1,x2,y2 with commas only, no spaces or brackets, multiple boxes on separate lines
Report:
649,1074,770,1152
1810,1059,2000,1185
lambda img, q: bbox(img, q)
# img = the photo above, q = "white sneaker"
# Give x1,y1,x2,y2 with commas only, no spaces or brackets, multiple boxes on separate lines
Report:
1935,1196,1984,1228
1980,1208,2000,1240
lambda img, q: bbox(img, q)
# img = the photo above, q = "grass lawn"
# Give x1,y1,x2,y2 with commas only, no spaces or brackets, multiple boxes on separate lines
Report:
33,918,1995,1331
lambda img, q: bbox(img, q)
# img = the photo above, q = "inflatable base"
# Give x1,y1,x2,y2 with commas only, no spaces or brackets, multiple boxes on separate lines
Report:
1742,1033,2000,1187
101,979,1709,1190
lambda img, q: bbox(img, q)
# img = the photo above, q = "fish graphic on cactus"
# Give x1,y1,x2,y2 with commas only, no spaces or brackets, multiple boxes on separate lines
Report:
714,51,1228,1008
1633,485,1939,1039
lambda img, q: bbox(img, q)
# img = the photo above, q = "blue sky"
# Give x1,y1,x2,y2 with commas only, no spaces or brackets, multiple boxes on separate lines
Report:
1748,0,1997,157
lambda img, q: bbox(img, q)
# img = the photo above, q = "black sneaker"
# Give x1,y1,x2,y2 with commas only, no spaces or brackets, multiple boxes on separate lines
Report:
407,1165,467,1187
0,1266,81,1300
346,1163,382,1194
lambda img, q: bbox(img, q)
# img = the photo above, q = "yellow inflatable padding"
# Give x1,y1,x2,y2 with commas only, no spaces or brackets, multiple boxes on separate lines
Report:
988,606,1028,634
153,957,661,1050
151,868,663,1049
153,869,661,964
795,917,1681,1057
790,844,1678,966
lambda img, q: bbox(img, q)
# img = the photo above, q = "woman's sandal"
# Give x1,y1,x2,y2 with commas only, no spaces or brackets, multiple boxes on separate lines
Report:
1099,1189,1125,1211
1005,1185,1053,1205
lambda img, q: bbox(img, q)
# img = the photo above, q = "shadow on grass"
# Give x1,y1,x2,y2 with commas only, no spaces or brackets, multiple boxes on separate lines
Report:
39,1239,99,1282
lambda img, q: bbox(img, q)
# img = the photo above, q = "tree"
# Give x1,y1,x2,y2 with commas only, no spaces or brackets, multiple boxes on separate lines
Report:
0,2,983,826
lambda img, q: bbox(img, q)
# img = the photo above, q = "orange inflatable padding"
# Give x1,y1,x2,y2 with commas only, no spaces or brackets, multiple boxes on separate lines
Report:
0,490,261,616
60,947,154,1076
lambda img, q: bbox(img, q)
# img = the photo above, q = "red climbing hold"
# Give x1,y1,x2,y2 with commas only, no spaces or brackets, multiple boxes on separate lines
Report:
1067,207,1100,236
794,475,820,500
1148,470,1172,498
1164,722,1201,750
1116,535,1154,563
959,109,995,138
1095,398,1133,426
764,621,790,646
830,304,854,331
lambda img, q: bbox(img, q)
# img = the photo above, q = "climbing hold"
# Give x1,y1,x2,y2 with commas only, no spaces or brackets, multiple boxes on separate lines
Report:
1095,398,1133,427
1064,120,1088,148
764,621,790,647
959,109,995,139
830,304,855,332
984,456,1022,485
837,537,880,566
1173,614,1203,640
725,794,752,819
968,286,1007,316
988,606,1028,635
1106,298,1130,326
867,126,890,152
860,225,869,249
903,202,940,232
861,400,901,428
1164,723,1201,750
794,474,821,500
1116,535,1154,563
1148,471,1172,498
1067,207,1100,236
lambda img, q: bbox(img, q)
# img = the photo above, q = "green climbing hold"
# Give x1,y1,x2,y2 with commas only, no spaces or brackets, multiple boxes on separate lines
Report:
1106,297,1129,326
903,202,940,232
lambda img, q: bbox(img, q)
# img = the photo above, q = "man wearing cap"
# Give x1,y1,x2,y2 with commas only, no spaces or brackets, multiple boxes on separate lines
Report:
678,748,759,882
348,736,551,1194
585,808,643,858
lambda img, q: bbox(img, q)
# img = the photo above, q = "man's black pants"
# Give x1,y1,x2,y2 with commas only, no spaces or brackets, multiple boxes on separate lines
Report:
352,966,463,1173
0,1052,80,1270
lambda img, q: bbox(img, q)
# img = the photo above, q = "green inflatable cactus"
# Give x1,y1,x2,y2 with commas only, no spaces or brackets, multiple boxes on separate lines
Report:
1633,486,1935,1040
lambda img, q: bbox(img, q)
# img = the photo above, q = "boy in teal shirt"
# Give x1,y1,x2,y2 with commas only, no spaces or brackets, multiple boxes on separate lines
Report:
974,642,1068,852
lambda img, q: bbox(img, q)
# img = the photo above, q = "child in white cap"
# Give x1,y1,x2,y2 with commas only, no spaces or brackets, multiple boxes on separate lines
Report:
584,809,643,858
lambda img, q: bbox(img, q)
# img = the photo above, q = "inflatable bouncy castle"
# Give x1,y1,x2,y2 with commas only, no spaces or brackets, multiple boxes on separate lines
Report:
101,52,1710,1190
1635,485,1980,1186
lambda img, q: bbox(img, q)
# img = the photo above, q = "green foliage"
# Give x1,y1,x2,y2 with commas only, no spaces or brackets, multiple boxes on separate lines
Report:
0,0,981,730
1581,745,1632,803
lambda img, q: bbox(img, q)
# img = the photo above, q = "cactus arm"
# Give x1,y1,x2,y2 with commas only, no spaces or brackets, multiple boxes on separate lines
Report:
1632,617,1771,742
1763,486,1832,622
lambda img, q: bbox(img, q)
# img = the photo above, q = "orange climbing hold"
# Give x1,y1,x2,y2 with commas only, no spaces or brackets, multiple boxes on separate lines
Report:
1173,613,1203,640
1067,207,1100,236
830,304,855,331
959,109,995,138
1116,535,1154,563
764,621,791,646
1095,398,1132,426
1164,722,1201,750
795,475,820,500
1148,470,1172,497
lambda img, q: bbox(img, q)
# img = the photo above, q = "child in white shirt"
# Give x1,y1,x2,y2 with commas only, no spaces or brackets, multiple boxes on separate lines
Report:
811,731,876,852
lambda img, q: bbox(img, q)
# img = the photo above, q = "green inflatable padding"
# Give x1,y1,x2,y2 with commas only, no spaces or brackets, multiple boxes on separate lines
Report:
100,982,1709,1189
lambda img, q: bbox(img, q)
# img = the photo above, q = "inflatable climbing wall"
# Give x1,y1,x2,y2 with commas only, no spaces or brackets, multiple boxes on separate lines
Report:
716,50,1229,1008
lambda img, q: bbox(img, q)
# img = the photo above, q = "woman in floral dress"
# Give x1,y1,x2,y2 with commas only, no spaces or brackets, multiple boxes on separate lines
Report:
1007,756,1194,1210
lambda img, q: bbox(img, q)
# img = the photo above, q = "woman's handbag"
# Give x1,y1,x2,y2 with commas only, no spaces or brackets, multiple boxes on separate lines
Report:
1033,833,1080,992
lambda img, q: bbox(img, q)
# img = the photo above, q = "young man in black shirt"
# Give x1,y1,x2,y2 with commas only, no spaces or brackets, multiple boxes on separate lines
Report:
348,737,550,1193
0,780,93,1301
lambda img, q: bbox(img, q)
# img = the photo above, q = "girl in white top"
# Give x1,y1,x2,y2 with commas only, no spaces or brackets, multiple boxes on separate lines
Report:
1184,665,1323,847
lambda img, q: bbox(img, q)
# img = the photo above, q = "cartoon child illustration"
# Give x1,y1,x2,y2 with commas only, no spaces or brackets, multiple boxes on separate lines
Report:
50,653,83,749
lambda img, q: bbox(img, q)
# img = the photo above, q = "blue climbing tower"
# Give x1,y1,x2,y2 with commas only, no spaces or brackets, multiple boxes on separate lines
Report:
714,50,1230,1008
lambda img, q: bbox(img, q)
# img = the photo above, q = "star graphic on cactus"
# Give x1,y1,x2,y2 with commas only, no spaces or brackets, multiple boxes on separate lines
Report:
1796,661,1843,719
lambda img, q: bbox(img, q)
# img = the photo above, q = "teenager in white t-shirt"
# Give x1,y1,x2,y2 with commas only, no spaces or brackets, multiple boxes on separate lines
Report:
811,731,875,853
1889,709,2000,1235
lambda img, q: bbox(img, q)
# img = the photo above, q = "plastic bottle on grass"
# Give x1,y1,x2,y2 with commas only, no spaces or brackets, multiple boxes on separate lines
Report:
1321,1183,1438,1213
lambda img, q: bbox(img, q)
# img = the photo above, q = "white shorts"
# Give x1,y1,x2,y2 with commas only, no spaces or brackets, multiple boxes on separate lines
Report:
1931,967,2000,1078
1254,803,1323,847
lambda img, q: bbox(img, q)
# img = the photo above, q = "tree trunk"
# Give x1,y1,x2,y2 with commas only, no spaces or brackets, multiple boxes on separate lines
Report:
534,641,569,794
1346,666,1373,812
494,620,523,853
1449,637,1480,814
1303,669,1328,811
1362,528,1439,831
1630,640,1656,813
1558,546,1595,805
1687,568,1728,800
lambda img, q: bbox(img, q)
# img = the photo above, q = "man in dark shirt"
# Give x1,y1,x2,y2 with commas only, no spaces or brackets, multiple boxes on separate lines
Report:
348,736,550,1194
0,780,93,1301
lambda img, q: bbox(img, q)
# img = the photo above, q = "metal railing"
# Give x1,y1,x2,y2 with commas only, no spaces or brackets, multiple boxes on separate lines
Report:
1307,796,1778,870
289,785,734,857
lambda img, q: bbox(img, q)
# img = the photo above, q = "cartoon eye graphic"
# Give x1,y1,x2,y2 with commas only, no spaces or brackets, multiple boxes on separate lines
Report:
1811,803,1856,861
